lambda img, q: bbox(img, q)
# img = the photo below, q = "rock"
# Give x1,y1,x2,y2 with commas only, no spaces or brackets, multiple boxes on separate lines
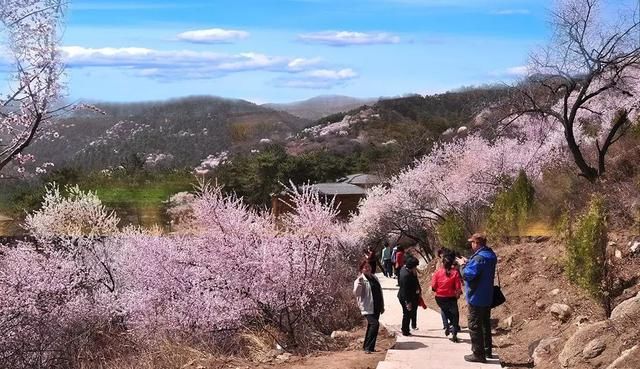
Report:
630,241,640,255
542,256,548,261
610,293,640,322
532,337,562,365
550,303,572,322
549,288,561,296
606,345,639,369
615,249,623,259
582,338,606,359
330,330,351,339
499,315,515,330
275,353,292,363
356,337,365,344
574,315,589,325
559,320,610,367
536,300,546,310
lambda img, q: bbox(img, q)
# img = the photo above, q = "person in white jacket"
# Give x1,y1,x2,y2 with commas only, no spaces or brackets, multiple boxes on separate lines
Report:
353,259,385,353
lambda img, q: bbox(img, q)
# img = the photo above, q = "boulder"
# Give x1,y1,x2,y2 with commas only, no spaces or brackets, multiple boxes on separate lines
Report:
610,292,640,322
606,345,639,369
559,320,610,367
550,303,572,322
532,337,561,365
582,338,606,359
615,249,623,259
549,288,561,296
535,300,546,310
630,241,640,255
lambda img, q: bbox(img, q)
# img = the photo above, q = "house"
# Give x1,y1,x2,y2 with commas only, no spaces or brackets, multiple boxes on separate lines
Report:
271,173,383,219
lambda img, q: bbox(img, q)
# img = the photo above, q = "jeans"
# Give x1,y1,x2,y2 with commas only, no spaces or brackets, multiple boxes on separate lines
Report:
363,313,380,352
468,305,492,357
435,296,460,334
383,260,393,277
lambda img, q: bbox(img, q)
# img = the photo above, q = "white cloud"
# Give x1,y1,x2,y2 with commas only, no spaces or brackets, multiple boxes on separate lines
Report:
298,31,401,46
175,28,250,44
274,68,358,89
489,65,530,78
59,46,335,82
505,65,529,77
491,9,531,15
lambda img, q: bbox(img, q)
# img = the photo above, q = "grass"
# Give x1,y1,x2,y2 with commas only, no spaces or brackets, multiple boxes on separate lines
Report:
0,171,196,235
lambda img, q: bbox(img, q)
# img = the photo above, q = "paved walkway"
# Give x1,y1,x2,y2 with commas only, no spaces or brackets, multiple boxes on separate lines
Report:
376,274,501,369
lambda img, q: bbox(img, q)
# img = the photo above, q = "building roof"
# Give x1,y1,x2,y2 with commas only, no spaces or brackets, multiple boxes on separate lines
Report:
339,173,382,186
303,182,366,195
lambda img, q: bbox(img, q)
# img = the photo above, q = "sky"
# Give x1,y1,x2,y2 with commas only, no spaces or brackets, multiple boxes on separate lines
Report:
6,0,562,103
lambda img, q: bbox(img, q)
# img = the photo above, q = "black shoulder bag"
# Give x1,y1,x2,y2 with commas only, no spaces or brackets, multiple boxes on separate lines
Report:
491,262,506,308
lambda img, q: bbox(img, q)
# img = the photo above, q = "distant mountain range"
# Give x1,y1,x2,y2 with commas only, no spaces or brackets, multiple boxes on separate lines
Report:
28,96,310,170
26,88,511,172
263,95,377,120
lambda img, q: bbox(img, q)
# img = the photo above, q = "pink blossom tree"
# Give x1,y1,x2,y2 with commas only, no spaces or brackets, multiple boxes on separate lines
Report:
0,0,65,174
349,128,565,253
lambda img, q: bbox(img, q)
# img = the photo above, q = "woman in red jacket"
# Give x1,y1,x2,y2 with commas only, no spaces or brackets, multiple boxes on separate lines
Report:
431,254,462,342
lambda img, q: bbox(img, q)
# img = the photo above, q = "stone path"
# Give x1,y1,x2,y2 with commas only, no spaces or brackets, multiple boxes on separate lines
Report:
376,274,501,369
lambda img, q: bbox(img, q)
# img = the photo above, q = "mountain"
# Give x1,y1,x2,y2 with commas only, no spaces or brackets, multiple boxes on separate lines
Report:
28,96,310,170
264,95,377,120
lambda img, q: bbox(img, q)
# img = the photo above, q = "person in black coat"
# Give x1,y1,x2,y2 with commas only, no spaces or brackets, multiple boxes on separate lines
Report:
397,256,420,336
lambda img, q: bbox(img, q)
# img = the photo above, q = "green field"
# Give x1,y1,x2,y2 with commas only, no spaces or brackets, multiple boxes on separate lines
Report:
0,170,196,235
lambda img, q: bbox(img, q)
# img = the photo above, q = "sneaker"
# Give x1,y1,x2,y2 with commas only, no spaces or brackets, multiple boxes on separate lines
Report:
450,335,459,343
464,354,487,363
412,327,419,330
364,350,372,354
444,326,450,336
402,332,412,336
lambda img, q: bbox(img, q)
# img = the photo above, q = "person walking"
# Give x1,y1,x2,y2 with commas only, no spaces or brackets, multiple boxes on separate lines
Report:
381,242,393,278
456,233,497,363
394,246,405,282
431,253,462,342
353,259,385,354
397,256,419,336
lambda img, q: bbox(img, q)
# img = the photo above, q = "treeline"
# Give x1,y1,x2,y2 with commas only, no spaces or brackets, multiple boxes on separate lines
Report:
212,144,385,206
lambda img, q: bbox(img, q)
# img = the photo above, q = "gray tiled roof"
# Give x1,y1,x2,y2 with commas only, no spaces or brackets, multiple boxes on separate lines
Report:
303,183,366,195
339,173,382,185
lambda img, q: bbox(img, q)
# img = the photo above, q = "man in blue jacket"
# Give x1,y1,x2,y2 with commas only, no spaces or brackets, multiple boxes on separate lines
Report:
456,233,497,363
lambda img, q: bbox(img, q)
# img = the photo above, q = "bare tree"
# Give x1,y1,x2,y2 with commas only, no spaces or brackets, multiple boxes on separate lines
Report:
0,0,65,173
506,0,640,182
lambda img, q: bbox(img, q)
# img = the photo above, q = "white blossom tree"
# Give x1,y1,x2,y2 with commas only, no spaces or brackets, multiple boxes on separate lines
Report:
0,0,65,173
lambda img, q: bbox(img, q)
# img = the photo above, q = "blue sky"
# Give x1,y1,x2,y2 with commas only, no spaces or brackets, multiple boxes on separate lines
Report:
15,0,561,103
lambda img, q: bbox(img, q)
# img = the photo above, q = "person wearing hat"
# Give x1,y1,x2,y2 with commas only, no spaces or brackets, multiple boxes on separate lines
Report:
456,233,497,363
397,256,420,336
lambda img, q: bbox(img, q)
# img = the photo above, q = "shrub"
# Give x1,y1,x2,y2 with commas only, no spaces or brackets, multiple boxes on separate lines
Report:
564,195,607,297
486,170,535,238
436,213,468,253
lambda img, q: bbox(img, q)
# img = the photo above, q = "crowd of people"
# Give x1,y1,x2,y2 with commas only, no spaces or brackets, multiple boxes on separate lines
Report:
353,233,498,363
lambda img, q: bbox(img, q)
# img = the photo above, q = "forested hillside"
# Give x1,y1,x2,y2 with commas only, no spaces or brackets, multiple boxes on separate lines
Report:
27,96,309,170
